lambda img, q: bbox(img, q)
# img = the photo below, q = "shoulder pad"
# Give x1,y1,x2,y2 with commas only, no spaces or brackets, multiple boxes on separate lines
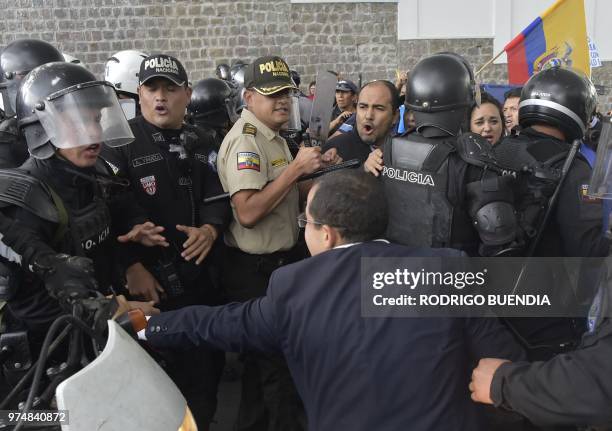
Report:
456,133,499,169
242,123,257,137
0,117,18,140
0,169,59,223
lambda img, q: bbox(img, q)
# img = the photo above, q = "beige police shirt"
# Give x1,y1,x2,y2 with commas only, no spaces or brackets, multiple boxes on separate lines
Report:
218,108,300,254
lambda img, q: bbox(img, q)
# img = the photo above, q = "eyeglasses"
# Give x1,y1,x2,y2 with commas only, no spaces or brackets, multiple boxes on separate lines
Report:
297,212,324,229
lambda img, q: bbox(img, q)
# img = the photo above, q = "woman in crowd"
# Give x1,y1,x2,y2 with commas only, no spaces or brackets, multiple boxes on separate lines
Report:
469,92,504,145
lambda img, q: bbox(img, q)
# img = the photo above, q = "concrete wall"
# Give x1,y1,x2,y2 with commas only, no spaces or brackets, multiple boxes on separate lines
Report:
2,0,611,110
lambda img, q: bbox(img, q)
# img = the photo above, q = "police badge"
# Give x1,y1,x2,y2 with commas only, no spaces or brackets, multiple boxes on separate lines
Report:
140,175,157,195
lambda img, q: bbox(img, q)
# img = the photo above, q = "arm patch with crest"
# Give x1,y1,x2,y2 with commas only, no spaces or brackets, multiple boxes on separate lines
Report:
237,152,261,171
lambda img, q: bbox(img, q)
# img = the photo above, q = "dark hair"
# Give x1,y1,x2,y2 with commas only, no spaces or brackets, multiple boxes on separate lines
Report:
504,86,523,100
308,170,388,243
309,81,316,87
360,80,401,111
469,91,504,123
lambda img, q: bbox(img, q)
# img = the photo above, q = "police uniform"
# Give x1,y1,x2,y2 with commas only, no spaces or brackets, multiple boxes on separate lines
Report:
100,53,230,429
219,108,299,257
217,55,306,431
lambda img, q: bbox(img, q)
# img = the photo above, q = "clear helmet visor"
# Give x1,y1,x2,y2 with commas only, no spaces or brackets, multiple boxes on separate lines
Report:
588,116,612,199
118,98,137,120
35,83,134,150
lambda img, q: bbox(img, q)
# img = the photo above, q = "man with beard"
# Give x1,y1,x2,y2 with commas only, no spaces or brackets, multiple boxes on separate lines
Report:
323,80,399,164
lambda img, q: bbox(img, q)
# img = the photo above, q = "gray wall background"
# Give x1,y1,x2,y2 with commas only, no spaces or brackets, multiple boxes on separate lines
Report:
2,0,611,111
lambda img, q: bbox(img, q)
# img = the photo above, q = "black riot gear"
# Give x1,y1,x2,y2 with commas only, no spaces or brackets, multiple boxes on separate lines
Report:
215,63,231,81
405,52,476,135
0,39,64,116
382,53,518,256
519,66,597,142
16,62,133,159
188,78,239,129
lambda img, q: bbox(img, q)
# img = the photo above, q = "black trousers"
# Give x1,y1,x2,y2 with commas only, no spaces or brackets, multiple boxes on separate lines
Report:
223,245,306,431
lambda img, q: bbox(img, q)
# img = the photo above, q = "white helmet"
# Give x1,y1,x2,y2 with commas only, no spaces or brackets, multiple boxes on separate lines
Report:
104,50,149,97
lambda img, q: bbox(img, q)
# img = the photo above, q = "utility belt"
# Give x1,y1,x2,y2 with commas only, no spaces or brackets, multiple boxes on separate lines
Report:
225,244,306,277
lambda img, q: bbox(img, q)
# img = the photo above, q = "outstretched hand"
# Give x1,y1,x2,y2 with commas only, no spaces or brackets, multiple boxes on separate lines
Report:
118,222,169,247
176,224,218,265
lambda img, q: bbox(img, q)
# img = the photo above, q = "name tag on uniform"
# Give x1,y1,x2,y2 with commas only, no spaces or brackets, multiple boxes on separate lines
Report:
132,153,163,168
237,152,261,172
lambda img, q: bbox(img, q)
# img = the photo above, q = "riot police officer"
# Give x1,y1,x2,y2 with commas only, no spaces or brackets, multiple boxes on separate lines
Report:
0,62,163,363
188,77,240,148
104,49,149,120
378,52,517,256
493,67,608,361
0,39,65,168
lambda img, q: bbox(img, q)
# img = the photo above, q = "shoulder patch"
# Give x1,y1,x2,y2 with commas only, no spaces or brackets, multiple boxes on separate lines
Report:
237,152,261,171
242,123,257,137
580,184,601,203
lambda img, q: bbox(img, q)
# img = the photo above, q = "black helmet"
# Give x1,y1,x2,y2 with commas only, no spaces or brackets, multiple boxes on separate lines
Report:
16,62,133,159
519,66,597,141
215,63,231,81
406,53,475,135
230,62,248,86
0,39,64,116
188,78,239,127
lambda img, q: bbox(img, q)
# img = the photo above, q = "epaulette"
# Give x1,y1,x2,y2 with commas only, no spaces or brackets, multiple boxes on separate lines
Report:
242,123,257,137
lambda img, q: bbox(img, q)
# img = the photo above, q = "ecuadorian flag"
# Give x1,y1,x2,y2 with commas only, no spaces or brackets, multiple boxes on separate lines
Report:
504,0,590,84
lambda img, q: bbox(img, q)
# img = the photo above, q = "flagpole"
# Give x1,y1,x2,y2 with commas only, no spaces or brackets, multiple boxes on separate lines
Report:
475,49,505,76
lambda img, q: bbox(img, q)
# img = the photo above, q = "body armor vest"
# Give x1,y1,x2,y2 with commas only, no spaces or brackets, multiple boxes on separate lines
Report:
382,134,454,248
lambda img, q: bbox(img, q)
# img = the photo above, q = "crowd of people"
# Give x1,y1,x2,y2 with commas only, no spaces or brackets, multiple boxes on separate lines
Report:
0,38,611,431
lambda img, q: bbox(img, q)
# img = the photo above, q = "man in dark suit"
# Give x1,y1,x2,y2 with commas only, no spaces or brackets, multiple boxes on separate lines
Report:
143,170,524,431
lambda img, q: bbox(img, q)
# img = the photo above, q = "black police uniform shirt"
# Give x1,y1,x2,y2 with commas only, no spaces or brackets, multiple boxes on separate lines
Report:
101,116,230,284
322,127,373,164
3,157,139,332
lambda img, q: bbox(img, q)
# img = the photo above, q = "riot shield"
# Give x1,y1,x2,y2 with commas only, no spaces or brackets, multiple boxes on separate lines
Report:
307,70,337,146
588,115,612,199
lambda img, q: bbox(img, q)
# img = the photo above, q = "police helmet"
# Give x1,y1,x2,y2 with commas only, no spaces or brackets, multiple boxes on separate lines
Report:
0,39,64,116
104,50,149,98
188,78,239,126
215,63,231,81
17,62,134,159
406,52,475,112
519,66,597,141
405,52,475,134
230,62,248,86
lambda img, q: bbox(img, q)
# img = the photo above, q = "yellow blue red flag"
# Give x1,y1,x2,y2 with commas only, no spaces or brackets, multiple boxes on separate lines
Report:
504,0,590,84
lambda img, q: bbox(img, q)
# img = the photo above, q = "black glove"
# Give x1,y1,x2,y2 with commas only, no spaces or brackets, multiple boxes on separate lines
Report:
32,253,98,303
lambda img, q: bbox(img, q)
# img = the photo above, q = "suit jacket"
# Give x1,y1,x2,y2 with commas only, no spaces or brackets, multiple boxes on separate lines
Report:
146,241,525,431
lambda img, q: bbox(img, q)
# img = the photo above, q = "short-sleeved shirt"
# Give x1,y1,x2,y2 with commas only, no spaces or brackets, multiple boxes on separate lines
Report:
218,109,299,254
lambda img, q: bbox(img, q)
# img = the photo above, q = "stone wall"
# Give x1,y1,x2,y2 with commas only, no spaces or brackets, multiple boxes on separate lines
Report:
1,0,611,110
